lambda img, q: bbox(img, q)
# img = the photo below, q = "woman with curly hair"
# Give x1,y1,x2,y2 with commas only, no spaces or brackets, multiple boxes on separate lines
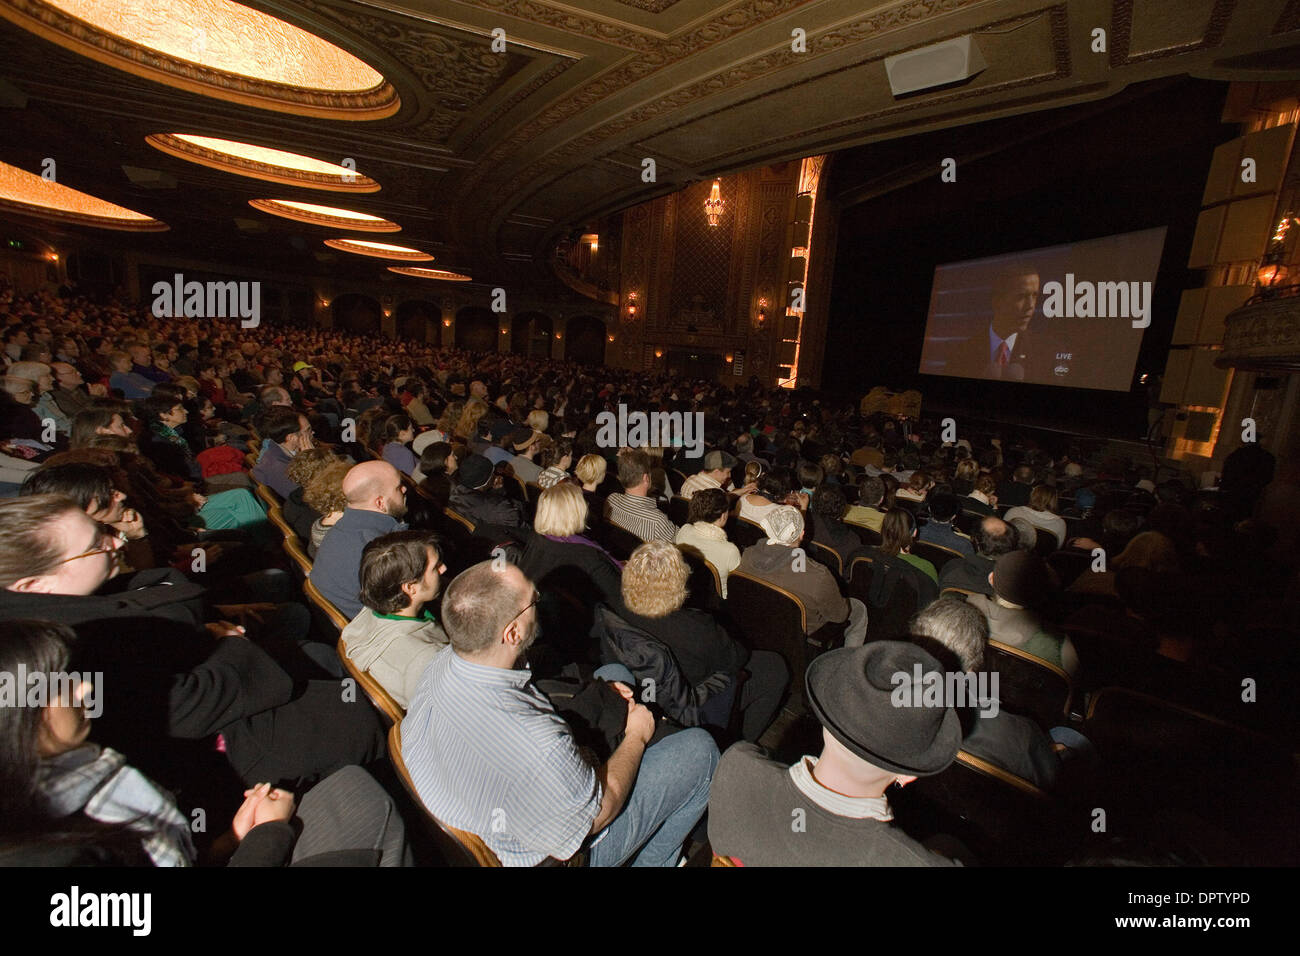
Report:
618,540,787,742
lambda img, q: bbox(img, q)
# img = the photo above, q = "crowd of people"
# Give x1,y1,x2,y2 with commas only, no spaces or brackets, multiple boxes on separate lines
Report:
1,281,1296,867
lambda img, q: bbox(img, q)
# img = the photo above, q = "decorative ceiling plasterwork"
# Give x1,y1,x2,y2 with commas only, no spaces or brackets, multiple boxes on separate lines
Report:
0,0,399,119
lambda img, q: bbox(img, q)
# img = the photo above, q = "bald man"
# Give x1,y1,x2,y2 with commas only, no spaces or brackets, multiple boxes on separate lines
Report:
310,461,409,618
937,516,1019,596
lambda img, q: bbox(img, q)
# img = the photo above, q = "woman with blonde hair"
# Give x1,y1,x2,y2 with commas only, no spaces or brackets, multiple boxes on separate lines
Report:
526,409,548,434
517,481,624,629
455,399,489,445
575,452,610,519
618,540,787,742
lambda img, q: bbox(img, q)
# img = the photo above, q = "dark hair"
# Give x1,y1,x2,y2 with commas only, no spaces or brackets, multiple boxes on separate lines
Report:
797,461,824,489
255,405,302,444
382,414,412,445
20,463,115,513
927,490,960,523
539,437,572,471
417,441,454,477
138,393,183,428
0,495,82,588
687,487,729,524
358,530,443,614
859,476,885,508
811,484,846,520
0,619,71,828
879,473,900,510
758,469,790,501
880,507,916,556
973,517,1018,558
150,382,187,404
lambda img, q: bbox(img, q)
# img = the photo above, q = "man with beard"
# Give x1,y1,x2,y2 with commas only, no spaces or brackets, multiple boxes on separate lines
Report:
309,461,408,618
401,561,718,866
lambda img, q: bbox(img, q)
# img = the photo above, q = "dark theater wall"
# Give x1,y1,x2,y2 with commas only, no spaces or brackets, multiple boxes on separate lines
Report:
822,78,1236,438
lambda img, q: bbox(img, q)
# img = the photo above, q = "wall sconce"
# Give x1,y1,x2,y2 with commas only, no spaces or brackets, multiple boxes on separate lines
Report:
500,327,508,335
383,309,392,318
607,334,615,343
725,353,734,363
755,297,769,324
580,232,598,252
654,348,663,358
626,291,639,318
554,332,562,340
704,179,724,227
48,251,59,262
319,298,331,308
442,318,451,327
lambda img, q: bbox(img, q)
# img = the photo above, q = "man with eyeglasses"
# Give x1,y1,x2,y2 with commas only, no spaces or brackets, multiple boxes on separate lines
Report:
251,405,315,499
402,561,718,867
0,494,384,806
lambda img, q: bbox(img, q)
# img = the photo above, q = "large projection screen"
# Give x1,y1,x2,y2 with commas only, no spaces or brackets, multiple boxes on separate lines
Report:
917,227,1167,391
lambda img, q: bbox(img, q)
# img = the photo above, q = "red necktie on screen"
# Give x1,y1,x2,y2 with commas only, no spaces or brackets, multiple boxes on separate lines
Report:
996,342,1010,367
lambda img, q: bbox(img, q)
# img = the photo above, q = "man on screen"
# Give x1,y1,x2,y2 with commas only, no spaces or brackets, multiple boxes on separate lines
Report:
948,268,1048,382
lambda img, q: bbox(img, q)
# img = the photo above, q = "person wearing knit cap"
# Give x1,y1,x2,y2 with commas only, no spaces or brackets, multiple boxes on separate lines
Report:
708,642,965,866
448,452,528,531
735,505,868,646
965,550,1079,676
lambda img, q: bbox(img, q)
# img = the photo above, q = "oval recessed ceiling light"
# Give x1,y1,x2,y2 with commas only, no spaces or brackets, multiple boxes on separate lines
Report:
248,199,399,232
324,238,432,261
0,159,167,231
0,0,398,120
388,266,472,282
146,133,380,192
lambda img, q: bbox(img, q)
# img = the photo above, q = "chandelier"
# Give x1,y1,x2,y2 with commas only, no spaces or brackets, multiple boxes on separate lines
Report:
704,179,724,227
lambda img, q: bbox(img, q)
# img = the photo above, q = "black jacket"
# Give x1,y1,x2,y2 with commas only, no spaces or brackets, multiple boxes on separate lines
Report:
619,605,749,687
449,484,527,530
938,554,996,595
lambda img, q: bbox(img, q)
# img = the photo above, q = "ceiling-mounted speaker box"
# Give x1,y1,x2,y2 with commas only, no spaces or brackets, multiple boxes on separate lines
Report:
884,36,986,97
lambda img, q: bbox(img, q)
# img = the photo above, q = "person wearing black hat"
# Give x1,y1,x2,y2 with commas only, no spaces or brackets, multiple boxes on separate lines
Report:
448,452,527,531
708,642,964,866
965,550,1078,676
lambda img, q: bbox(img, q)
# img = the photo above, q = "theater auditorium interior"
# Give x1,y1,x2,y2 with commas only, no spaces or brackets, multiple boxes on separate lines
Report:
0,0,1298,875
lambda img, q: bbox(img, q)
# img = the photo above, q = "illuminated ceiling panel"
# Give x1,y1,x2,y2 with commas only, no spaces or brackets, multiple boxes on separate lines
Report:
389,266,472,281
324,238,432,261
0,0,398,119
248,198,399,232
146,133,380,192
0,159,167,230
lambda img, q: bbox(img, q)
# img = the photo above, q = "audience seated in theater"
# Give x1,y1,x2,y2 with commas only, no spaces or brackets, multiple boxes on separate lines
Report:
918,488,975,557
251,406,315,499
507,428,545,485
606,448,677,543
939,516,1019,595
896,470,932,504
1068,530,1179,599
680,449,739,499
737,505,867,645
674,487,741,597
303,460,350,558
809,484,865,565
879,507,938,584
311,461,409,619
967,551,1079,676
400,561,718,866
796,461,824,497
844,476,887,532
0,620,409,867
414,402,461,455
908,597,1060,789
379,414,419,476
1004,484,1067,550
708,641,964,866
448,453,527,531
107,351,155,400
139,393,201,482
0,495,383,802
617,540,787,742
737,469,798,524
341,530,449,710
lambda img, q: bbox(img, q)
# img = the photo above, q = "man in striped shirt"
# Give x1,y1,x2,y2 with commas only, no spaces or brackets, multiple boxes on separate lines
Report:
605,448,677,543
401,560,718,866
